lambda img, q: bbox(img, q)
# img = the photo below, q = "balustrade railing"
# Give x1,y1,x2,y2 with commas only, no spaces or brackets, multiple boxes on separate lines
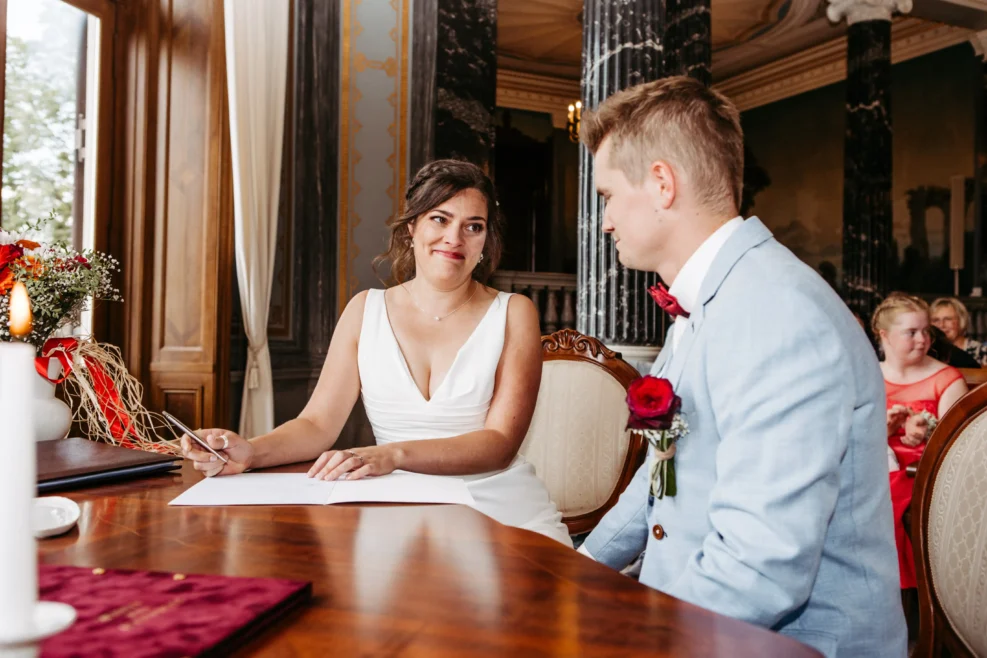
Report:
493,280,987,359
490,271,577,334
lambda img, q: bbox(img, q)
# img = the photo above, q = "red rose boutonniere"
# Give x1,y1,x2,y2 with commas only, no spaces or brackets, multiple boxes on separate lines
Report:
626,375,689,498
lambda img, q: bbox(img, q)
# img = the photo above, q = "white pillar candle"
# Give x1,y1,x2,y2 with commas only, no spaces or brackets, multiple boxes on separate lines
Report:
0,282,37,638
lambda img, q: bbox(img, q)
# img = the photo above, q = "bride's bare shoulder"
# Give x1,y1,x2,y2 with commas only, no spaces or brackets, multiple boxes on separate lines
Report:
503,291,539,332
336,290,373,333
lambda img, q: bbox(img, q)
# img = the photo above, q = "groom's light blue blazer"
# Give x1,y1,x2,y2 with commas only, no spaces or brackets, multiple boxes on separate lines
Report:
583,217,906,658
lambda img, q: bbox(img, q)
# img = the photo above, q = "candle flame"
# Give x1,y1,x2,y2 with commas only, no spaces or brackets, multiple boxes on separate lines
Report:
9,282,32,338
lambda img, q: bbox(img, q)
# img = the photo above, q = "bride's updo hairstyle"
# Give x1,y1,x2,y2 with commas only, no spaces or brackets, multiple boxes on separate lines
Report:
373,159,503,285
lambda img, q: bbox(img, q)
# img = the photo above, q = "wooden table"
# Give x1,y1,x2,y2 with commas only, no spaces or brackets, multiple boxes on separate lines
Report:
39,464,821,657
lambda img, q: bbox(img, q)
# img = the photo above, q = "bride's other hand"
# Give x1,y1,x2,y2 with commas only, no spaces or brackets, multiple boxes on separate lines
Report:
306,445,399,481
180,429,253,477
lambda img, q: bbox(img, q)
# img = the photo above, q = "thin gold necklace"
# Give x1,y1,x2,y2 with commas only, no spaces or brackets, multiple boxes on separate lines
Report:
404,281,478,321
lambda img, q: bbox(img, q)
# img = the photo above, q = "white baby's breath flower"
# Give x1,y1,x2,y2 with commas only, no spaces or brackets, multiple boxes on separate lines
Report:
667,414,689,442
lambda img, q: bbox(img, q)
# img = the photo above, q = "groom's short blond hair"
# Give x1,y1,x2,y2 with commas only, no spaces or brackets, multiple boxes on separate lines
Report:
581,76,744,216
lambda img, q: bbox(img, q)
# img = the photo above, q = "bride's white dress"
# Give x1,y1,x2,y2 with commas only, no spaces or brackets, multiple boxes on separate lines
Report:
358,288,571,546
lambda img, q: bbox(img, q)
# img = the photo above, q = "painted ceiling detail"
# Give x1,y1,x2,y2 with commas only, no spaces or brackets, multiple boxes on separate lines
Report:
497,0,846,79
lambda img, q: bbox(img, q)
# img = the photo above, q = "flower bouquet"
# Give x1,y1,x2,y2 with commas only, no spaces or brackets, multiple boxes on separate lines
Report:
625,375,689,499
0,220,119,346
1,217,177,453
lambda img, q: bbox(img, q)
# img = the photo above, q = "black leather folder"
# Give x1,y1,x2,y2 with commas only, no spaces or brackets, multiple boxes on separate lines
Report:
37,437,181,493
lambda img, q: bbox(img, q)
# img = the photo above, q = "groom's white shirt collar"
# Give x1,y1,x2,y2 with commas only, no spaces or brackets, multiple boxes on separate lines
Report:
668,215,744,316
666,216,744,350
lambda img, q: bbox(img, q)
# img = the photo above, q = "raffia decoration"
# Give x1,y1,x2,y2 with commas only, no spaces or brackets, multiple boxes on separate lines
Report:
60,340,181,455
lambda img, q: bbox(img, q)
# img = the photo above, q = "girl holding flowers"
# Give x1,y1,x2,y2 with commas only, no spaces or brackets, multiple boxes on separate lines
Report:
873,292,967,590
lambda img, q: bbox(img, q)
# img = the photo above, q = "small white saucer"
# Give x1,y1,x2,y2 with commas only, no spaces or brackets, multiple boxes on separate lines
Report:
32,497,80,539
0,601,76,646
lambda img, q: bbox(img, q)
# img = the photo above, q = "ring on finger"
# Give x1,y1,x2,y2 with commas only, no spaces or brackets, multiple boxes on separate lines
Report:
220,434,230,450
344,450,365,465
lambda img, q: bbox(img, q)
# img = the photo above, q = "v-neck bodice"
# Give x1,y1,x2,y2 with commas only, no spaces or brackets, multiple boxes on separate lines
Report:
358,288,511,445
381,289,501,403
354,288,571,547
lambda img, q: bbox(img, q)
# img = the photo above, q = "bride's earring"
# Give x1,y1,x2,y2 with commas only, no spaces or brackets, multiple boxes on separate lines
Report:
478,253,484,262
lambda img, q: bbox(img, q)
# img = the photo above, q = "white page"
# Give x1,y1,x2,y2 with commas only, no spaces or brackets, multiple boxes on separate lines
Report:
327,471,475,505
168,471,474,507
168,473,334,506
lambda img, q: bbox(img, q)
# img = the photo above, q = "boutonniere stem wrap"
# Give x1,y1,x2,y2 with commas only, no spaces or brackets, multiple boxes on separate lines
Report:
625,376,689,499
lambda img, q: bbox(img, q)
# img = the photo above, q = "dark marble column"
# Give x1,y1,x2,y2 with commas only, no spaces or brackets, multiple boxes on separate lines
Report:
828,0,910,319
410,0,496,171
663,0,711,86
433,0,497,168
577,0,665,353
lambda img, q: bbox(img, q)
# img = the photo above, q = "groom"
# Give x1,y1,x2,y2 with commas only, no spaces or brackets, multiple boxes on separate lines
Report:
578,77,906,658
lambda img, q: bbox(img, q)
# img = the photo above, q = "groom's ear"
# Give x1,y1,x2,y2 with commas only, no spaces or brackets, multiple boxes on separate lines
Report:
648,160,677,210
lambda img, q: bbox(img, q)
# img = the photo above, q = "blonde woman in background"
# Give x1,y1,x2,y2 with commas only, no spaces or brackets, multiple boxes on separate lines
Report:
930,296,987,366
874,293,967,591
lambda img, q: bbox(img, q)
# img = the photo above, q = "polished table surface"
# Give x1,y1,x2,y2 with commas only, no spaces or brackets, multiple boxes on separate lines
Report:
39,464,821,657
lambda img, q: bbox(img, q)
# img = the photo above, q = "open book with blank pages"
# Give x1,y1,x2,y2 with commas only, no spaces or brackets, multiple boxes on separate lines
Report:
169,471,476,506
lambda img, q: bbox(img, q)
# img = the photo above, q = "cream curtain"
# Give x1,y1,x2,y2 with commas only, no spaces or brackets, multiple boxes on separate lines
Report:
224,0,289,437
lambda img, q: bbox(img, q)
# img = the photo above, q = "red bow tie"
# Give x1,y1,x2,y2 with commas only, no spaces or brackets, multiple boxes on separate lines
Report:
648,283,690,319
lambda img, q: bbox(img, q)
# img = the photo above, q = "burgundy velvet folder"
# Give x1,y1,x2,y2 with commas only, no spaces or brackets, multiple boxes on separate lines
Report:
39,564,312,657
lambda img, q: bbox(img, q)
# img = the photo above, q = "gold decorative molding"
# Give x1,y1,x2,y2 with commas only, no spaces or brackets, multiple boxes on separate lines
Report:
496,70,579,128
496,19,972,119
971,29,987,56
339,0,354,315
338,0,411,314
715,18,973,111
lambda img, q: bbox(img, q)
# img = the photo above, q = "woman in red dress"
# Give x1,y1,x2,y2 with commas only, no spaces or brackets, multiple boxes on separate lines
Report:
872,293,968,589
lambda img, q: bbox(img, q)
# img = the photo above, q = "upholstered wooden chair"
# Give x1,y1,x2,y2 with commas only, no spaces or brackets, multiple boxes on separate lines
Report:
518,329,647,536
904,368,985,481
911,381,987,657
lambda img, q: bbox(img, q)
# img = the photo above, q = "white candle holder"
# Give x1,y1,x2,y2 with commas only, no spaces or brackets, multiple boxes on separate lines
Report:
0,295,77,648
0,601,77,647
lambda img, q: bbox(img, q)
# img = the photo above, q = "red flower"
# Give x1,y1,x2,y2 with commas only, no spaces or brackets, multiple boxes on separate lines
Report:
0,244,25,295
0,243,24,269
74,255,90,269
0,267,14,295
626,375,681,431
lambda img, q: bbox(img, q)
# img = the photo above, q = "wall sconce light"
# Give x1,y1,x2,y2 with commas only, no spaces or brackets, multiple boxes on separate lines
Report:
567,101,581,143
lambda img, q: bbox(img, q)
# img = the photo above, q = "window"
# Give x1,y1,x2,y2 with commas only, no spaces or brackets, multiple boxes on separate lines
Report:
1,0,108,332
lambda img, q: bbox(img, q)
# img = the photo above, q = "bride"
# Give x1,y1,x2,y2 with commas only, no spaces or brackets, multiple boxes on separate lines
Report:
180,159,571,546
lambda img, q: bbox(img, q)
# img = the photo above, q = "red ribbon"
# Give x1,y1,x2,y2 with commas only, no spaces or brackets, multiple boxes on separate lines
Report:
35,338,138,449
